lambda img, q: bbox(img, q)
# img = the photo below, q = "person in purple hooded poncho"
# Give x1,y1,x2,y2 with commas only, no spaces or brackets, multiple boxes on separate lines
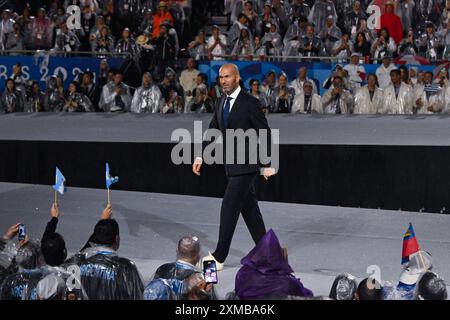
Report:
234,229,313,299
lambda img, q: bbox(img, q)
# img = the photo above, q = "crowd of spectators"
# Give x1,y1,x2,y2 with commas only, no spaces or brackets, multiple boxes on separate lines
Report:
0,203,447,300
1,1,450,114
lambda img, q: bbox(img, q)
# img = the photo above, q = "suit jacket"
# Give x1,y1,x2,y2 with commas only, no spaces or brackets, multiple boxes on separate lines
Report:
204,89,272,176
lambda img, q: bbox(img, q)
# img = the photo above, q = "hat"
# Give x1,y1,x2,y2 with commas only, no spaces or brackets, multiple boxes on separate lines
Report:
159,1,167,7
351,52,361,57
385,0,394,6
399,251,432,285
212,24,220,30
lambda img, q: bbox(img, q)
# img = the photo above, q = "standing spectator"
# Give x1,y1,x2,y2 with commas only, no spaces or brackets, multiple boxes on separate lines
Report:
97,58,110,86
0,78,23,113
354,73,384,114
99,70,132,112
343,1,367,37
131,72,163,113
80,71,102,111
228,13,249,51
332,31,353,62
283,16,307,57
207,25,227,60
261,70,277,98
270,73,295,113
398,28,419,56
179,57,199,106
291,80,322,114
271,0,290,36
371,27,397,63
379,0,404,45
139,8,154,35
29,8,53,50
321,76,354,114
353,31,372,58
319,15,342,56
91,26,114,54
344,52,366,93
45,75,66,112
290,66,318,96
396,0,415,36
0,9,14,50
115,0,142,33
290,0,310,22
261,23,282,57
4,22,23,52
375,55,397,89
308,0,337,33
299,24,324,57
417,22,444,61
115,27,139,57
66,219,144,300
78,5,96,51
257,3,280,38
188,30,207,60
54,22,80,54
152,22,177,81
152,1,174,39
26,81,46,112
249,78,271,114
380,69,414,114
414,71,445,114
159,66,184,103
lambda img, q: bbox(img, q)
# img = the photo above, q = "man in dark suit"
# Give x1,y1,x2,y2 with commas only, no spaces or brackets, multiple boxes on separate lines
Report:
192,64,276,270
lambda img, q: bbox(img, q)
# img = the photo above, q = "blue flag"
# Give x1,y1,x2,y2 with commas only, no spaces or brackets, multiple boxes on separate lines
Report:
52,167,66,195
106,163,119,189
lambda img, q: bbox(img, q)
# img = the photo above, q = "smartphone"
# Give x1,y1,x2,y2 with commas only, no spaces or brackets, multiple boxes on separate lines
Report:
203,260,218,284
18,224,26,241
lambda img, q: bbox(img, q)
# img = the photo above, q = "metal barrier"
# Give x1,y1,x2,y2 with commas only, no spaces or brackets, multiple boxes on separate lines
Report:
0,49,132,59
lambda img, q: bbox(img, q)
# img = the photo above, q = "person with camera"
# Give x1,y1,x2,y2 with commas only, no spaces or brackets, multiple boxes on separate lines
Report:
270,72,295,113
321,75,354,114
144,235,216,300
99,70,132,112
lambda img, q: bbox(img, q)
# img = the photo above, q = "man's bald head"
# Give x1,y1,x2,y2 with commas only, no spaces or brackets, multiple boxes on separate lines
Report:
219,64,240,95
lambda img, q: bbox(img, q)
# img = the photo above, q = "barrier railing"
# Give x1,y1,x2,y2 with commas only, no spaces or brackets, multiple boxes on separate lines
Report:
0,49,132,59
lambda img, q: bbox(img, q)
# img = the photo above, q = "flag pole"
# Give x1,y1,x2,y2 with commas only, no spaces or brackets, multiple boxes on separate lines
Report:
54,190,57,204
418,248,427,271
108,188,111,206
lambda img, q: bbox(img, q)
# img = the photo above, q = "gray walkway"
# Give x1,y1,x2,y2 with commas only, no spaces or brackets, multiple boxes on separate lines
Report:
1,182,449,298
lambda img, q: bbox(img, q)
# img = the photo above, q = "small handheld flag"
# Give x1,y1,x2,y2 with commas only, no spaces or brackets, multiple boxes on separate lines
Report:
52,167,66,195
401,223,420,265
106,163,119,189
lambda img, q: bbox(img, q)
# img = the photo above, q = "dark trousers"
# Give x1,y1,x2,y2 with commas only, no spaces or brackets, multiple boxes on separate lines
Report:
212,173,267,262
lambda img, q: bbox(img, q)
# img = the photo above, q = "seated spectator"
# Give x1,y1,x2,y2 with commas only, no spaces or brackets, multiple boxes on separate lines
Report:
282,16,307,57
257,3,280,38
380,69,414,114
26,81,47,112
329,273,358,300
291,80,322,114
207,25,227,60
332,31,353,62
415,271,448,300
66,218,144,300
352,18,376,44
270,73,295,113
144,235,215,300
162,89,184,113
398,28,419,57
234,229,313,299
321,75,354,114
152,1,174,39
353,31,371,58
417,21,445,61
261,70,277,97
290,66,318,96
252,35,266,57
62,81,93,112
99,70,132,112
249,79,271,114
180,58,200,105
0,78,23,113
89,15,110,44
354,73,384,114
414,71,445,114
342,1,366,36
355,277,383,300
186,84,213,113
159,67,184,103
371,27,397,63
131,72,163,113
0,239,43,300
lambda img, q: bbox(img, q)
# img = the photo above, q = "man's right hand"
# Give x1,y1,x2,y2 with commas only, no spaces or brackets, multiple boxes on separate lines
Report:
3,223,20,240
192,159,202,176
51,202,59,218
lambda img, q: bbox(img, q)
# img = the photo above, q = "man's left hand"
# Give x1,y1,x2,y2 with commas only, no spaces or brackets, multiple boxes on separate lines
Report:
261,167,276,180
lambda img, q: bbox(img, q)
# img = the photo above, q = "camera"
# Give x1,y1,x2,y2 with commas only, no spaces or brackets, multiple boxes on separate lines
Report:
203,260,218,284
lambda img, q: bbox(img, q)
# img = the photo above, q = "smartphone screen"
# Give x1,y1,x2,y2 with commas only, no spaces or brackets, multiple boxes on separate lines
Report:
18,224,26,241
203,260,218,284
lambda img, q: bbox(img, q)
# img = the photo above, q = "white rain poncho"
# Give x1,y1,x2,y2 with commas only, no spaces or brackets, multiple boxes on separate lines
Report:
99,82,132,112
291,93,322,114
380,82,414,114
308,0,337,33
131,82,163,113
321,85,354,114
354,85,384,114
414,83,445,114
